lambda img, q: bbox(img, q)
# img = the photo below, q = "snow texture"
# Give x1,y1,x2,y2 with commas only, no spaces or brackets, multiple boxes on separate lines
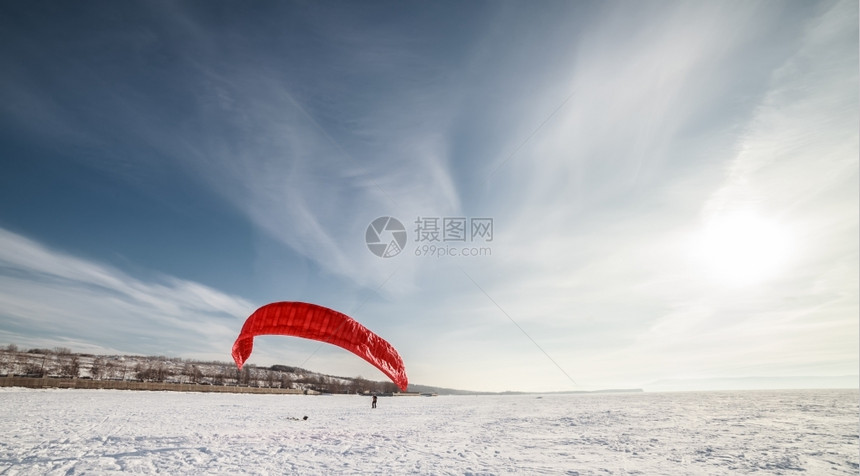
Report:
0,388,856,475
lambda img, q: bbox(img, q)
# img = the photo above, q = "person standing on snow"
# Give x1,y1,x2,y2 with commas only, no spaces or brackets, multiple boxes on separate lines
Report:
372,395,377,409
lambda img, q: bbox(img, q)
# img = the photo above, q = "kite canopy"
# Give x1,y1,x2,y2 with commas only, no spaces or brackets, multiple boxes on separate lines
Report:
232,301,408,392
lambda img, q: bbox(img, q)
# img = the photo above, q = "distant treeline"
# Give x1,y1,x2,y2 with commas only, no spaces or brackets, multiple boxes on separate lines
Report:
0,344,400,394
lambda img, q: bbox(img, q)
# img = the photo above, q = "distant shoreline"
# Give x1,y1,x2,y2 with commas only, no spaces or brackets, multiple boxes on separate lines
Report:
0,376,309,395
0,376,646,396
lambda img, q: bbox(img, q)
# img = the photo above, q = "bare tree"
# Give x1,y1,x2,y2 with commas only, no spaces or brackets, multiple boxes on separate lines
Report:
0,351,10,376
134,362,145,380
8,349,28,376
137,361,170,382
239,366,251,386
352,376,370,394
181,363,193,383
91,357,105,380
328,377,345,394
59,355,80,378
190,364,202,384
104,360,118,380
213,366,228,386
23,362,45,377
118,358,128,380
39,352,56,377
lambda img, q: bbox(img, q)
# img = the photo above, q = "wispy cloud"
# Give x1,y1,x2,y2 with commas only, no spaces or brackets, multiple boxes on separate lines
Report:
173,16,467,292
0,228,255,359
595,1,858,386
408,1,858,390
1,3,464,294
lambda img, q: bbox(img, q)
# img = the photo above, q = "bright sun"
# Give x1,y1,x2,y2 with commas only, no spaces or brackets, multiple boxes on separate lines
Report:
693,211,792,286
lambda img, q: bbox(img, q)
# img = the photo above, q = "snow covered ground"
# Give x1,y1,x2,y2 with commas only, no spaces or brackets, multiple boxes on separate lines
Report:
0,388,856,475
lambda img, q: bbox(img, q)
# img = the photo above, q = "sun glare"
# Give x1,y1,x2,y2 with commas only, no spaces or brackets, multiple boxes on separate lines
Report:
693,211,792,286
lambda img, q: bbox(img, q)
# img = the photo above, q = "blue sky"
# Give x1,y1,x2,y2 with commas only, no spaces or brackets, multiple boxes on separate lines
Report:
0,1,857,392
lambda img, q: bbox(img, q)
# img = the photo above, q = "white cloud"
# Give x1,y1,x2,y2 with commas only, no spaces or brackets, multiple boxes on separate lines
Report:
401,1,858,391
0,228,255,358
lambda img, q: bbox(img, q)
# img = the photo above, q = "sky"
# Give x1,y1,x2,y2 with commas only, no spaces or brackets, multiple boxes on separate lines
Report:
0,1,857,393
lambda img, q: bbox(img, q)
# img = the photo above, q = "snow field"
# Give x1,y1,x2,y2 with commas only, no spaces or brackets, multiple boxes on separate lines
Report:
0,388,857,475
